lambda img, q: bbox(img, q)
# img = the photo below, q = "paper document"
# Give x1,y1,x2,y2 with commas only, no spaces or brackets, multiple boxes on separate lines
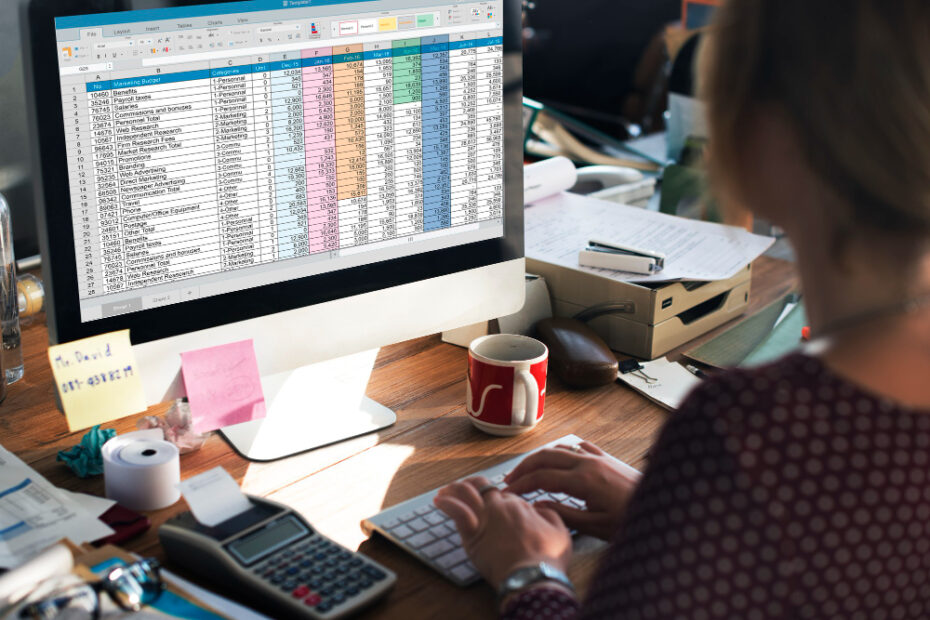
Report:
178,467,252,527
526,192,775,282
616,358,702,410
0,444,114,569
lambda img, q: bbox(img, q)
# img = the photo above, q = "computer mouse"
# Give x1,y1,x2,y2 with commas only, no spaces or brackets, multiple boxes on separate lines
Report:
534,317,618,388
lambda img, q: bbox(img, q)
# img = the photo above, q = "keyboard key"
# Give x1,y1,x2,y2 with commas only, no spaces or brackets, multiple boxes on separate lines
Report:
449,532,462,546
451,563,477,582
390,524,414,539
424,512,446,526
522,490,542,500
346,585,359,595
415,505,434,516
429,524,453,538
398,511,417,522
407,517,430,532
489,474,505,485
406,531,436,548
292,585,309,598
303,593,322,607
317,601,333,612
421,540,454,559
436,547,468,569
551,492,569,502
382,517,401,529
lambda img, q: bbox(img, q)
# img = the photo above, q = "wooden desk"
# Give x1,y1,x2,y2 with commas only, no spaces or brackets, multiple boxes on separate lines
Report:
4,256,796,618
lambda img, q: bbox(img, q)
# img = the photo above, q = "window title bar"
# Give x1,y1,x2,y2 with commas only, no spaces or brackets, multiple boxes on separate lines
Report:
55,0,380,30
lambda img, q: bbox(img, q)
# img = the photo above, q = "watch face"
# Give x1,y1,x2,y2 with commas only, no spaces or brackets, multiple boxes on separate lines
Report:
501,562,572,594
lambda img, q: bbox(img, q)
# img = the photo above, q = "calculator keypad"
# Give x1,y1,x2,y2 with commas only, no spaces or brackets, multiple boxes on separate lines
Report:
252,535,387,615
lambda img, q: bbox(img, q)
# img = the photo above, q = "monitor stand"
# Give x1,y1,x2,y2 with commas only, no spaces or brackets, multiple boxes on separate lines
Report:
219,349,396,462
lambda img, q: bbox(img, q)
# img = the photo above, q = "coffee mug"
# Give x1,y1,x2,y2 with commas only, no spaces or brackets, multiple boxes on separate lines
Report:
466,334,548,435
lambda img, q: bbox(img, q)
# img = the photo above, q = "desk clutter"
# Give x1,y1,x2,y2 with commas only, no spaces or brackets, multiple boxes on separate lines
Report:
0,441,398,618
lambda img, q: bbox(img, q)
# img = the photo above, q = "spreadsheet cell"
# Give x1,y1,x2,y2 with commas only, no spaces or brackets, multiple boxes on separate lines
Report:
61,25,504,302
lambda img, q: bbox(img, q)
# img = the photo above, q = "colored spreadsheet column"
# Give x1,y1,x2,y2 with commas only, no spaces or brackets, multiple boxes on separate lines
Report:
270,53,309,260
393,38,424,237
363,41,396,242
302,47,339,253
475,34,504,221
333,44,368,248
420,34,451,232
449,33,479,227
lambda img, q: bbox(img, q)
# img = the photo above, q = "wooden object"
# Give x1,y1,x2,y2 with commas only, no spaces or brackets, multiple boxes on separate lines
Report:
4,257,796,618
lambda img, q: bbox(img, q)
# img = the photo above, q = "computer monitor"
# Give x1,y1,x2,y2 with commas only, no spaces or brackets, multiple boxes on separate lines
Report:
23,0,524,460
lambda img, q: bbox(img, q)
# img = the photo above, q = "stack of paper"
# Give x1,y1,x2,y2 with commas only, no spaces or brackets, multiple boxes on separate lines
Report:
0,444,114,568
525,192,775,283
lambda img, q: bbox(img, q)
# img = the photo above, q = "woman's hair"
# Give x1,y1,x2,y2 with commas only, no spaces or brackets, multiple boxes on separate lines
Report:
699,0,930,237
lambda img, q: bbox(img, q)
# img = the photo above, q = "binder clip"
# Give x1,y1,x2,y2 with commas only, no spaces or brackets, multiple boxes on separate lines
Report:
618,359,658,384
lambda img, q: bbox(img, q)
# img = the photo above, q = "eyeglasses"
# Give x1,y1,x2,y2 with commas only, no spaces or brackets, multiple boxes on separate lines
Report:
20,558,164,620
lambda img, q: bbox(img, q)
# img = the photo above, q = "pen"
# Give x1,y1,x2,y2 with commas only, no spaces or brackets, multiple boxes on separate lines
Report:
685,364,708,379
578,240,666,275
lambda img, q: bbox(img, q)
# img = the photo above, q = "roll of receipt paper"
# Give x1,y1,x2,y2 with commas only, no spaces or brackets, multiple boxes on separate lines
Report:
102,429,180,511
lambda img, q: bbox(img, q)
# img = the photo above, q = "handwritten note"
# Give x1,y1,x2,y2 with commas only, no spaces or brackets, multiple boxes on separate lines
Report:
181,340,266,434
47,329,147,431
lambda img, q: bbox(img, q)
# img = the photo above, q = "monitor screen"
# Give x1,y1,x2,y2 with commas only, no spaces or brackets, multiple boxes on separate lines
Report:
50,0,507,327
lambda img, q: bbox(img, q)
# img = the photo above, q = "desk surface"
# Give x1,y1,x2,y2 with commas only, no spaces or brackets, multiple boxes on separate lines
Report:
5,256,796,618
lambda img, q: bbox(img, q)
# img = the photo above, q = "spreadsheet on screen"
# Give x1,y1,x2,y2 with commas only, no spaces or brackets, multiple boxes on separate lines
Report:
55,0,505,323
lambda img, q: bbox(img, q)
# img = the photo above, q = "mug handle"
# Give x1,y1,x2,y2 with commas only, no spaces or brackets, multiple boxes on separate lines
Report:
515,369,539,427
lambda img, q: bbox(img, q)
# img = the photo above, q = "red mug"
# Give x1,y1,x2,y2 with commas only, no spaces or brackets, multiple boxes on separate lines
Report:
466,334,548,435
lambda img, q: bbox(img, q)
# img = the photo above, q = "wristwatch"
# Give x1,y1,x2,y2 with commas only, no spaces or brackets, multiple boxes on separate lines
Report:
498,562,575,602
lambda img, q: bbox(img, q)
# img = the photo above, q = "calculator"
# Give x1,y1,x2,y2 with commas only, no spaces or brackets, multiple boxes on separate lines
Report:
159,495,396,618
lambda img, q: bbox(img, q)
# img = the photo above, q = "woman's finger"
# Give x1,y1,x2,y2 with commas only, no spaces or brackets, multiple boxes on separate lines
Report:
533,500,600,532
437,476,489,515
504,468,585,497
578,441,605,455
433,495,480,538
504,448,582,484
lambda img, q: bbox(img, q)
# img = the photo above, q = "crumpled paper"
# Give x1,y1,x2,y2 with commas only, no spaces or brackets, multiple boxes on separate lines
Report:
137,398,208,454
56,425,116,477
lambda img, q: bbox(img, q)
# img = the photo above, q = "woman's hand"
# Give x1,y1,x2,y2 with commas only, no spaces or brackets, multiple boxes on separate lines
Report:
434,476,572,589
504,442,641,541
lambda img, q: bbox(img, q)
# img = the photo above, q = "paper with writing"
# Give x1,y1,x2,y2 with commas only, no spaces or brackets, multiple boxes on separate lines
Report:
616,357,702,411
525,192,775,282
47,329,147,432
181,339,266,434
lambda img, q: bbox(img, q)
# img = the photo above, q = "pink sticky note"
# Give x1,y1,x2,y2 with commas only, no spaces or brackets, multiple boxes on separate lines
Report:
181,340,267,434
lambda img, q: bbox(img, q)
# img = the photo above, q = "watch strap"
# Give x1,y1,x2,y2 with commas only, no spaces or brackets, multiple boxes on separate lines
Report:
497,562,574,602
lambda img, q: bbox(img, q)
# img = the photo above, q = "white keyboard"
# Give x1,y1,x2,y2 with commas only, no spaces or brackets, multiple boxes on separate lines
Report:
361,434,625,586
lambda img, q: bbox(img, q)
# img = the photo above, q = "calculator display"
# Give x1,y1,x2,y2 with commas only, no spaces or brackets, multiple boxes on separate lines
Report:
227,515,307,564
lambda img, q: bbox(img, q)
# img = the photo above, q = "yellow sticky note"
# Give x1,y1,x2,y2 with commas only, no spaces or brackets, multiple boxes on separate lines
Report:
48,329,147,431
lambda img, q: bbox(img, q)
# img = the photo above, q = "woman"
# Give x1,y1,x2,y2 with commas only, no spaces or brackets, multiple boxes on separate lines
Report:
435,1,930,617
